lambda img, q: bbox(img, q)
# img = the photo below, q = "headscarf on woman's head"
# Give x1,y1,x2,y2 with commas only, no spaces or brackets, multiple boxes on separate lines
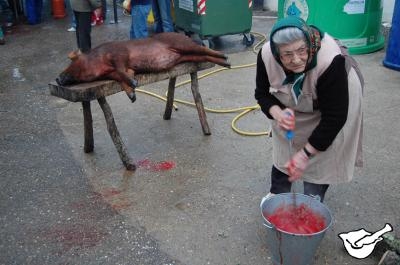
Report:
270,16,324,73
269,16,324,101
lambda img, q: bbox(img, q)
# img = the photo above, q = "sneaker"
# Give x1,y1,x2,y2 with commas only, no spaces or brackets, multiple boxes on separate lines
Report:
260,192,275,208
0,38,5,45
67,27,76,32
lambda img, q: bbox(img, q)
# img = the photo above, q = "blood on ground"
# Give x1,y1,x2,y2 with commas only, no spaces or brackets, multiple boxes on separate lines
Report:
137,159,176,172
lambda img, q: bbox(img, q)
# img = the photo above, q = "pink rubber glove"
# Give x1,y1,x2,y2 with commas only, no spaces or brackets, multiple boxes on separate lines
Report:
278,108,295,131
285,149,309,182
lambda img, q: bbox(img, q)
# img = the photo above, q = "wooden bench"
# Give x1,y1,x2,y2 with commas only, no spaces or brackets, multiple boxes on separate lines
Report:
49,62,215,170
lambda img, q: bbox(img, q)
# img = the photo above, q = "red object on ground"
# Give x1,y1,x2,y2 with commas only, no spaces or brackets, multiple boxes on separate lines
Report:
52,0,66,19
265,203,326,234
137,159,176,172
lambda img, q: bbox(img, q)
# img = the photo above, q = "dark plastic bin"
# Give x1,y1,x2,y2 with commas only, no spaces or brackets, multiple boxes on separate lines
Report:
174,0,254,46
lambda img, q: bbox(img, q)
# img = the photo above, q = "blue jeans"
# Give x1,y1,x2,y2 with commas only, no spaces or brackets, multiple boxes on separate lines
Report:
65,0,76,27
130,4,151,39
152,0,174,33
101,0,107,21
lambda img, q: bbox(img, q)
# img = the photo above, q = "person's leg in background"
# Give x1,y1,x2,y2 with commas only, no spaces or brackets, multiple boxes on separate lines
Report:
303,181,329,202
152,0,173,33
0,27,4,44
130,3,151,39
151,0,162,33
74,10,92,52
0,0,14,44
101,0,107,21
65,0,76,31
1,0,13,26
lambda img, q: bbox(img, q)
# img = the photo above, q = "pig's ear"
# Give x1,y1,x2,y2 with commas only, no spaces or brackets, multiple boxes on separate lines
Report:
68,50,82,61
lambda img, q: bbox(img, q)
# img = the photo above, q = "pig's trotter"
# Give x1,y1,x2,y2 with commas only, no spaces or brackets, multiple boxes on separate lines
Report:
128,91,136,103
127,79,138,103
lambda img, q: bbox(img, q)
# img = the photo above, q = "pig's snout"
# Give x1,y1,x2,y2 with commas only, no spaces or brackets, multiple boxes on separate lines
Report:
56,72,77,86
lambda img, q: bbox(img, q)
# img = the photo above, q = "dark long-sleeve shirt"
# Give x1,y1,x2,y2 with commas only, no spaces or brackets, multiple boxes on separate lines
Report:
255,49,349,151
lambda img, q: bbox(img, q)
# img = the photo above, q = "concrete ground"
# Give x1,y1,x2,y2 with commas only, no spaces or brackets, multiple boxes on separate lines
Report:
1,2,399,265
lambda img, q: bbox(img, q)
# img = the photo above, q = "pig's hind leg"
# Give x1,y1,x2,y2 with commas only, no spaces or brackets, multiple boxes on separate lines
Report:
173,42,229,60
178,54,231,68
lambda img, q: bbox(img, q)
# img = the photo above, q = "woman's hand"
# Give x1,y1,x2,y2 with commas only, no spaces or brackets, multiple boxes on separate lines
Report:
270,106,295,131
285,149,309,182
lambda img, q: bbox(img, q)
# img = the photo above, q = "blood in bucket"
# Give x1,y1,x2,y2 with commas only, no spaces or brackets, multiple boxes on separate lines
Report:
263,203,326,234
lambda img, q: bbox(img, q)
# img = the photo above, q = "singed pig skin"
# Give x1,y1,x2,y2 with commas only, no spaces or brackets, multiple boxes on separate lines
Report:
57,32,231,102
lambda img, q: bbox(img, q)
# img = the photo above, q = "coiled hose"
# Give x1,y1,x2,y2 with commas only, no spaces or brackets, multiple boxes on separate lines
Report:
136,31,271,137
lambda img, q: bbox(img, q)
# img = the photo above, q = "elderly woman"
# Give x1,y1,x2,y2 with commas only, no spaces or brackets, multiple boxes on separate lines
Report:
255,16,363,202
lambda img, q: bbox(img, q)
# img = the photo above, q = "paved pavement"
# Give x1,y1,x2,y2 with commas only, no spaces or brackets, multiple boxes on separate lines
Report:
1,2,399,265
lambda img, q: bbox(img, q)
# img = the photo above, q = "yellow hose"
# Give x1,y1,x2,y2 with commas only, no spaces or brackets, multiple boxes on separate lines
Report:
136,31,271,136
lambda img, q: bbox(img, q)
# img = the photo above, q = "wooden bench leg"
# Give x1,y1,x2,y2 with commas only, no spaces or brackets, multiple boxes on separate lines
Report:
190,72,211,135
163,77,177,120
82,101,94,153
97,97,136,171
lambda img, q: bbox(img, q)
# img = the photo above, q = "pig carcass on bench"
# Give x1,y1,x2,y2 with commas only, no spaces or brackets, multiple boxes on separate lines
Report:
49,62,215,170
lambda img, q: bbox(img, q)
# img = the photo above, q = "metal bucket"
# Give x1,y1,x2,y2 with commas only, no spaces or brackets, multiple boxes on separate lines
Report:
260,193,332,265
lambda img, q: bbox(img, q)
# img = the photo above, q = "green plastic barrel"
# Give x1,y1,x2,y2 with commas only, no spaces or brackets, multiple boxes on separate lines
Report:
278,0,385,54
174,0,253,38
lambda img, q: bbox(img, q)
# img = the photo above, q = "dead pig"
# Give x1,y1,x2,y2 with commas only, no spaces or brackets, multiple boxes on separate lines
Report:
56,32,231,102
